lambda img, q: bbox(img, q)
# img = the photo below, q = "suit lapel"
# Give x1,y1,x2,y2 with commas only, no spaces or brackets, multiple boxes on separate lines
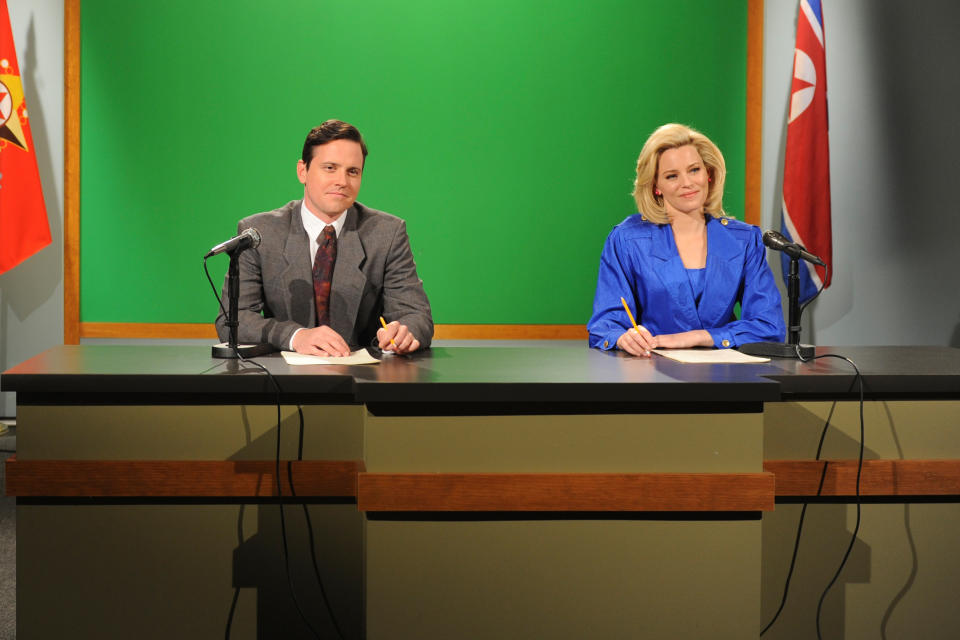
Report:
280,203,315,326
649,224,702,329
330,206,367,337
701,218,742,325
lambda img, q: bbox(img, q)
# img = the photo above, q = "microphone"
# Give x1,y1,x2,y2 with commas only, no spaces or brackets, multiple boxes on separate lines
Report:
762,230,825,266
205,228,261,259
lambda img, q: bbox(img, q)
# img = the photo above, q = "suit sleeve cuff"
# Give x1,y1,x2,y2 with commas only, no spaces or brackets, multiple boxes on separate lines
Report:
708,329,734,349
289,328,303,352
596,331,622,351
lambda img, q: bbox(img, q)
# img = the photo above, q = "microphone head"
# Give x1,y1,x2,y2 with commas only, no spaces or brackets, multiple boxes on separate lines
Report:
244,227,262,250
762,230,790,250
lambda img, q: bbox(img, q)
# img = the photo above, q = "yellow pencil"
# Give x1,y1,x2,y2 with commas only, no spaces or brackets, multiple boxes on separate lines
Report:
379,316,398,348
620,297,651,355
620,297,646,334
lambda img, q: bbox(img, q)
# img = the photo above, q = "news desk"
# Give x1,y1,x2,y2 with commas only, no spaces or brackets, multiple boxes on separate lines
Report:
5,345,960,639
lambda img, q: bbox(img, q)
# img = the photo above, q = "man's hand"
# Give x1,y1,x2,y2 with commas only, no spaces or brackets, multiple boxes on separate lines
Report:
378,320,421,355
616,326,657,357
292,326,351,357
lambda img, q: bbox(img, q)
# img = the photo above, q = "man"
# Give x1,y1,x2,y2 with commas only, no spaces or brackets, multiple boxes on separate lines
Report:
215,120,432,355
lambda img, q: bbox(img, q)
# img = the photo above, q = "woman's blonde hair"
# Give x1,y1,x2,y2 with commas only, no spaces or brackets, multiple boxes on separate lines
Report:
632,123,727,224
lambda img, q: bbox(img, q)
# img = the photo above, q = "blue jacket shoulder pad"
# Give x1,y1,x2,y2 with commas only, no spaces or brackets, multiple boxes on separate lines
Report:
713,216,761,236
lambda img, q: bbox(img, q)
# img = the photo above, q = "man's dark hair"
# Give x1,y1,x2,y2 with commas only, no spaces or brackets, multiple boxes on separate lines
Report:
301,119,368,167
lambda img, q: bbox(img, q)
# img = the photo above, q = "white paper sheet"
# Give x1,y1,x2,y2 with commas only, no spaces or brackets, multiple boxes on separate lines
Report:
651,349,770,364
281,348,380,365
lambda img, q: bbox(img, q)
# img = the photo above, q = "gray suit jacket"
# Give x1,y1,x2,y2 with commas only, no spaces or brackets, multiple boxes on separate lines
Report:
215,200,433,351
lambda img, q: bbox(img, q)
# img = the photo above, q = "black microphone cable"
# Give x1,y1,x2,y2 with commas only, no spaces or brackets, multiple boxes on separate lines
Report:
204,257,227,319
799,263,829,320
206,259,345,640
760,347,864,638
290,405,349,640
803,350,865,640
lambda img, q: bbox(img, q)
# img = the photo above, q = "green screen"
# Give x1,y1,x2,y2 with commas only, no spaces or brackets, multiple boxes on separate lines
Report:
80,0,748,324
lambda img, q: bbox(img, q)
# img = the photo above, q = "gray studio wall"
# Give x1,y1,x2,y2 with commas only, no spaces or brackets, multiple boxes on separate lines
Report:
0,0,63,417
762,0,960,347
2,0,960,417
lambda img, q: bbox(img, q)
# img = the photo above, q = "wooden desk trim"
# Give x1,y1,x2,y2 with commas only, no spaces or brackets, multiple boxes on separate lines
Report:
765,459,960,497
7,460,774,511
4,457,364,498
357,472,775,512
12,457,960,505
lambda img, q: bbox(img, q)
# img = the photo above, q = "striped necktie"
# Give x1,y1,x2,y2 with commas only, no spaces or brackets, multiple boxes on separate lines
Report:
312,226,337,326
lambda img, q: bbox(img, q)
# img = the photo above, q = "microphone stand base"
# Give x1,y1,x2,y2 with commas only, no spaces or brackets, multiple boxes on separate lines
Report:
211,343,276,359
737,341,815,359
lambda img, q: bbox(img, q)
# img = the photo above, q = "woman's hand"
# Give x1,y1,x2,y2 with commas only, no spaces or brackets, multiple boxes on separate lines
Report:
617,326,658,357
653,330,713,349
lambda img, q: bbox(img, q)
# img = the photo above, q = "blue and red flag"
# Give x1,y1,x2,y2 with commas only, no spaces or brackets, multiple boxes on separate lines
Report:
781,0,831,303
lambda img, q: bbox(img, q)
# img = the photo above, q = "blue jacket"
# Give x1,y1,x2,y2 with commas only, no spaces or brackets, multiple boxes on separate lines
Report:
588,214,785,350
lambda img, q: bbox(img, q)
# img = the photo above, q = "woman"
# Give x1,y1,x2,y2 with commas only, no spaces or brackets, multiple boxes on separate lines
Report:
588,123,785,356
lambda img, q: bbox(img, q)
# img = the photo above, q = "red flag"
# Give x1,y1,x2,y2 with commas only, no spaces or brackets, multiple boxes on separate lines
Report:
0,0,51,274
780,0,831,303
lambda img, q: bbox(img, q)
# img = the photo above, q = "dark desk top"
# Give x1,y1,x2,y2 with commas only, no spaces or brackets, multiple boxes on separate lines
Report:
3,345,959,406
761,346,960,398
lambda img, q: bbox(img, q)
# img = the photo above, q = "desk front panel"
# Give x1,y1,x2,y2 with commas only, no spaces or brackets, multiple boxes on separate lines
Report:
362,408,765,639
762,400,960,640
15,403,366,640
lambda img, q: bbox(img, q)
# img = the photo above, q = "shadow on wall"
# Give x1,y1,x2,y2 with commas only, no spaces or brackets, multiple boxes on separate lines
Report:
0,15,64,415
867,1,960,348
869,2,960,255
224,407,364,639
762,401,877,639
0,15,62,323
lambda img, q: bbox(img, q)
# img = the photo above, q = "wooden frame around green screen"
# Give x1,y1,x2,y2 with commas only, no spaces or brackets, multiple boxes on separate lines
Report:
63,0,765,343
